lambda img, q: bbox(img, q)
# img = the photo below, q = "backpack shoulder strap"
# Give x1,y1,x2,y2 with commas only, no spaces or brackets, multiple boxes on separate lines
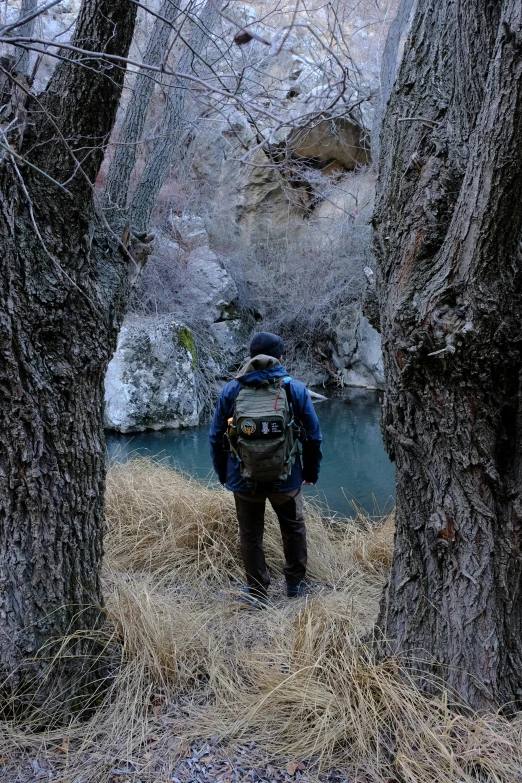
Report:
282,377,308,442
282,376,294,416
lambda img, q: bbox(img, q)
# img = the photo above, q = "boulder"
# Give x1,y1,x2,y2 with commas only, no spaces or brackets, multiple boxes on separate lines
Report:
284,116,371,171
329,308,385,390
211,319,247,358
182,247,238,322
169,214,209,251
104,316,201,432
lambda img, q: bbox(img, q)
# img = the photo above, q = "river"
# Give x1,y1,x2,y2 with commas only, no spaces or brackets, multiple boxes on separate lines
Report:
106,389,396,518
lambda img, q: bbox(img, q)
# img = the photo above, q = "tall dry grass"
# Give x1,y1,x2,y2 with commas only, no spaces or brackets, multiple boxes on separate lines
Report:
1,458,522,782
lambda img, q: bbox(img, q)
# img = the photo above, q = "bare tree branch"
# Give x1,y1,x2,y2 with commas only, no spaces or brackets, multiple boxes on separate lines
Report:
0,0,64,36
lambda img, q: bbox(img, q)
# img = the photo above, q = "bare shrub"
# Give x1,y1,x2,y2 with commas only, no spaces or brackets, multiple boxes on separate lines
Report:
220,169,376,379
130,158,376,390
129,231,187,317
126,232,228,415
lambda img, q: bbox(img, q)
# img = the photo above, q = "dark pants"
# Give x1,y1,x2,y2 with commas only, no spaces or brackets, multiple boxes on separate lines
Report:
234,489,307,596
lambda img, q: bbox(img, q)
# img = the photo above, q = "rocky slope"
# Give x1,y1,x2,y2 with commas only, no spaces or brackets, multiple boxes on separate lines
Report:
4,0,392,431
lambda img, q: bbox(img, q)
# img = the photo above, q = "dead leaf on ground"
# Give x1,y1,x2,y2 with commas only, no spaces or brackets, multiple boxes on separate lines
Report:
286,760,306,775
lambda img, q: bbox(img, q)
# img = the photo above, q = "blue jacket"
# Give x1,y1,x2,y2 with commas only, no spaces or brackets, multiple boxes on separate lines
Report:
209,356,322,493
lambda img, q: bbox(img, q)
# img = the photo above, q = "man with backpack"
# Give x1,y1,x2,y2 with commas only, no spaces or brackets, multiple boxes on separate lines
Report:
209,331,322,605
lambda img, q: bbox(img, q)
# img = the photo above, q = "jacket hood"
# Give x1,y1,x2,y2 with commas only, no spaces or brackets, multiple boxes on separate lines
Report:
236,354,287,384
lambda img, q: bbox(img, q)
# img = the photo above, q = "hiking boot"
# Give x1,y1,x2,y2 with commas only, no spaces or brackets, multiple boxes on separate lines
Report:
286,579,312,598
238,586,268,609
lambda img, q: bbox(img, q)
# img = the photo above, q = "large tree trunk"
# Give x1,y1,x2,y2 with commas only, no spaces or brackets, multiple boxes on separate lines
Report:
374,0,522,710
0,0,137,711
130,0,220,230
103,0,180,216
14,0,37,76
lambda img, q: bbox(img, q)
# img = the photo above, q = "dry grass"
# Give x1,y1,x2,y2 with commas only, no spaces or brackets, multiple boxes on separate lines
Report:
2,458,522,782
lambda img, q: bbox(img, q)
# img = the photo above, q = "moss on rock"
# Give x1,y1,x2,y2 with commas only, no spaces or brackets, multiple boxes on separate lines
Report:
177,326,197,368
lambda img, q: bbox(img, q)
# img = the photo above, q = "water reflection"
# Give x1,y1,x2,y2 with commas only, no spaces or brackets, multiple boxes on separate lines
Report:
309,390,395,516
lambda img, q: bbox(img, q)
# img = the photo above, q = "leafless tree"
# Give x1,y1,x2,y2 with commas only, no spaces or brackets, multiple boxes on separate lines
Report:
103,0,182,216
0,0,139,709
0,0,387,711
15,0,38,76
131,0,221,230
374,0,522,711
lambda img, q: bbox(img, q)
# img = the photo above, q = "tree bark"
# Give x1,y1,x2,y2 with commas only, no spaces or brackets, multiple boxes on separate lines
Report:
374,0,522,710
103,0,180,216
0,0,137,711
371,0,416,163
14,0,37,76
130,0,220,231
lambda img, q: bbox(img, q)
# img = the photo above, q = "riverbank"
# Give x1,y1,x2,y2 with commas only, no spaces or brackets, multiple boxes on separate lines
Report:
1,460,521,783
106,393,396,517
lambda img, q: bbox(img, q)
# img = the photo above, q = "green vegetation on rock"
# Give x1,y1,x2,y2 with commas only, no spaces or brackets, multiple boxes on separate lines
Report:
177,326,197,368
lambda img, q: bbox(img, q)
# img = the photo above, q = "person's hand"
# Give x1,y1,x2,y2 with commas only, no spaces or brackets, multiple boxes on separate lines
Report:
302,481,315,486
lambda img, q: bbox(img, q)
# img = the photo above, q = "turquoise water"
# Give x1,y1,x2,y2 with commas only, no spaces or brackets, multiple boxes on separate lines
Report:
106,390,396,518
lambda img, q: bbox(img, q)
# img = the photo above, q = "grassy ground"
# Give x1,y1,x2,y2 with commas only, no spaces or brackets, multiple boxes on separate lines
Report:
2,459,522,782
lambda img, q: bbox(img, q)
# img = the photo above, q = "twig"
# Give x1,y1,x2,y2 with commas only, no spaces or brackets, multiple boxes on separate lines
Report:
271,0,301,56
0,38,288,123
0,139,72,194
0,0,64,36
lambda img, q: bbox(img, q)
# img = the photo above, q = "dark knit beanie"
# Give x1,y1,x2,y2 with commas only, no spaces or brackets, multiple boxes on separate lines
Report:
249,331,285,359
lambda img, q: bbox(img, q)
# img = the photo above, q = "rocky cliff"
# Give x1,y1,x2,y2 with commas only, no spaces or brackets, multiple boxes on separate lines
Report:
105,218,251,433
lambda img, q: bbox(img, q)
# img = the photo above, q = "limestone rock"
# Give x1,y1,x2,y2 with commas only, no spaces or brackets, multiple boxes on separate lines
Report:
182,247,238,322
210,319,251,379
357,317,384,381
342,317,384,390
329,302,360,364
283,116,371,172
187,114,289,244
211,319,247,358
362,266,380,332
235,149,288,241
104,316,200,432
186,20,372,245
329,307,385,390
169,214,209,251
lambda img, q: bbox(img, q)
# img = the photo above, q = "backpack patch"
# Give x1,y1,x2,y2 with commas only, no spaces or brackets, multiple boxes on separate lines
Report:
240,419,257,436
